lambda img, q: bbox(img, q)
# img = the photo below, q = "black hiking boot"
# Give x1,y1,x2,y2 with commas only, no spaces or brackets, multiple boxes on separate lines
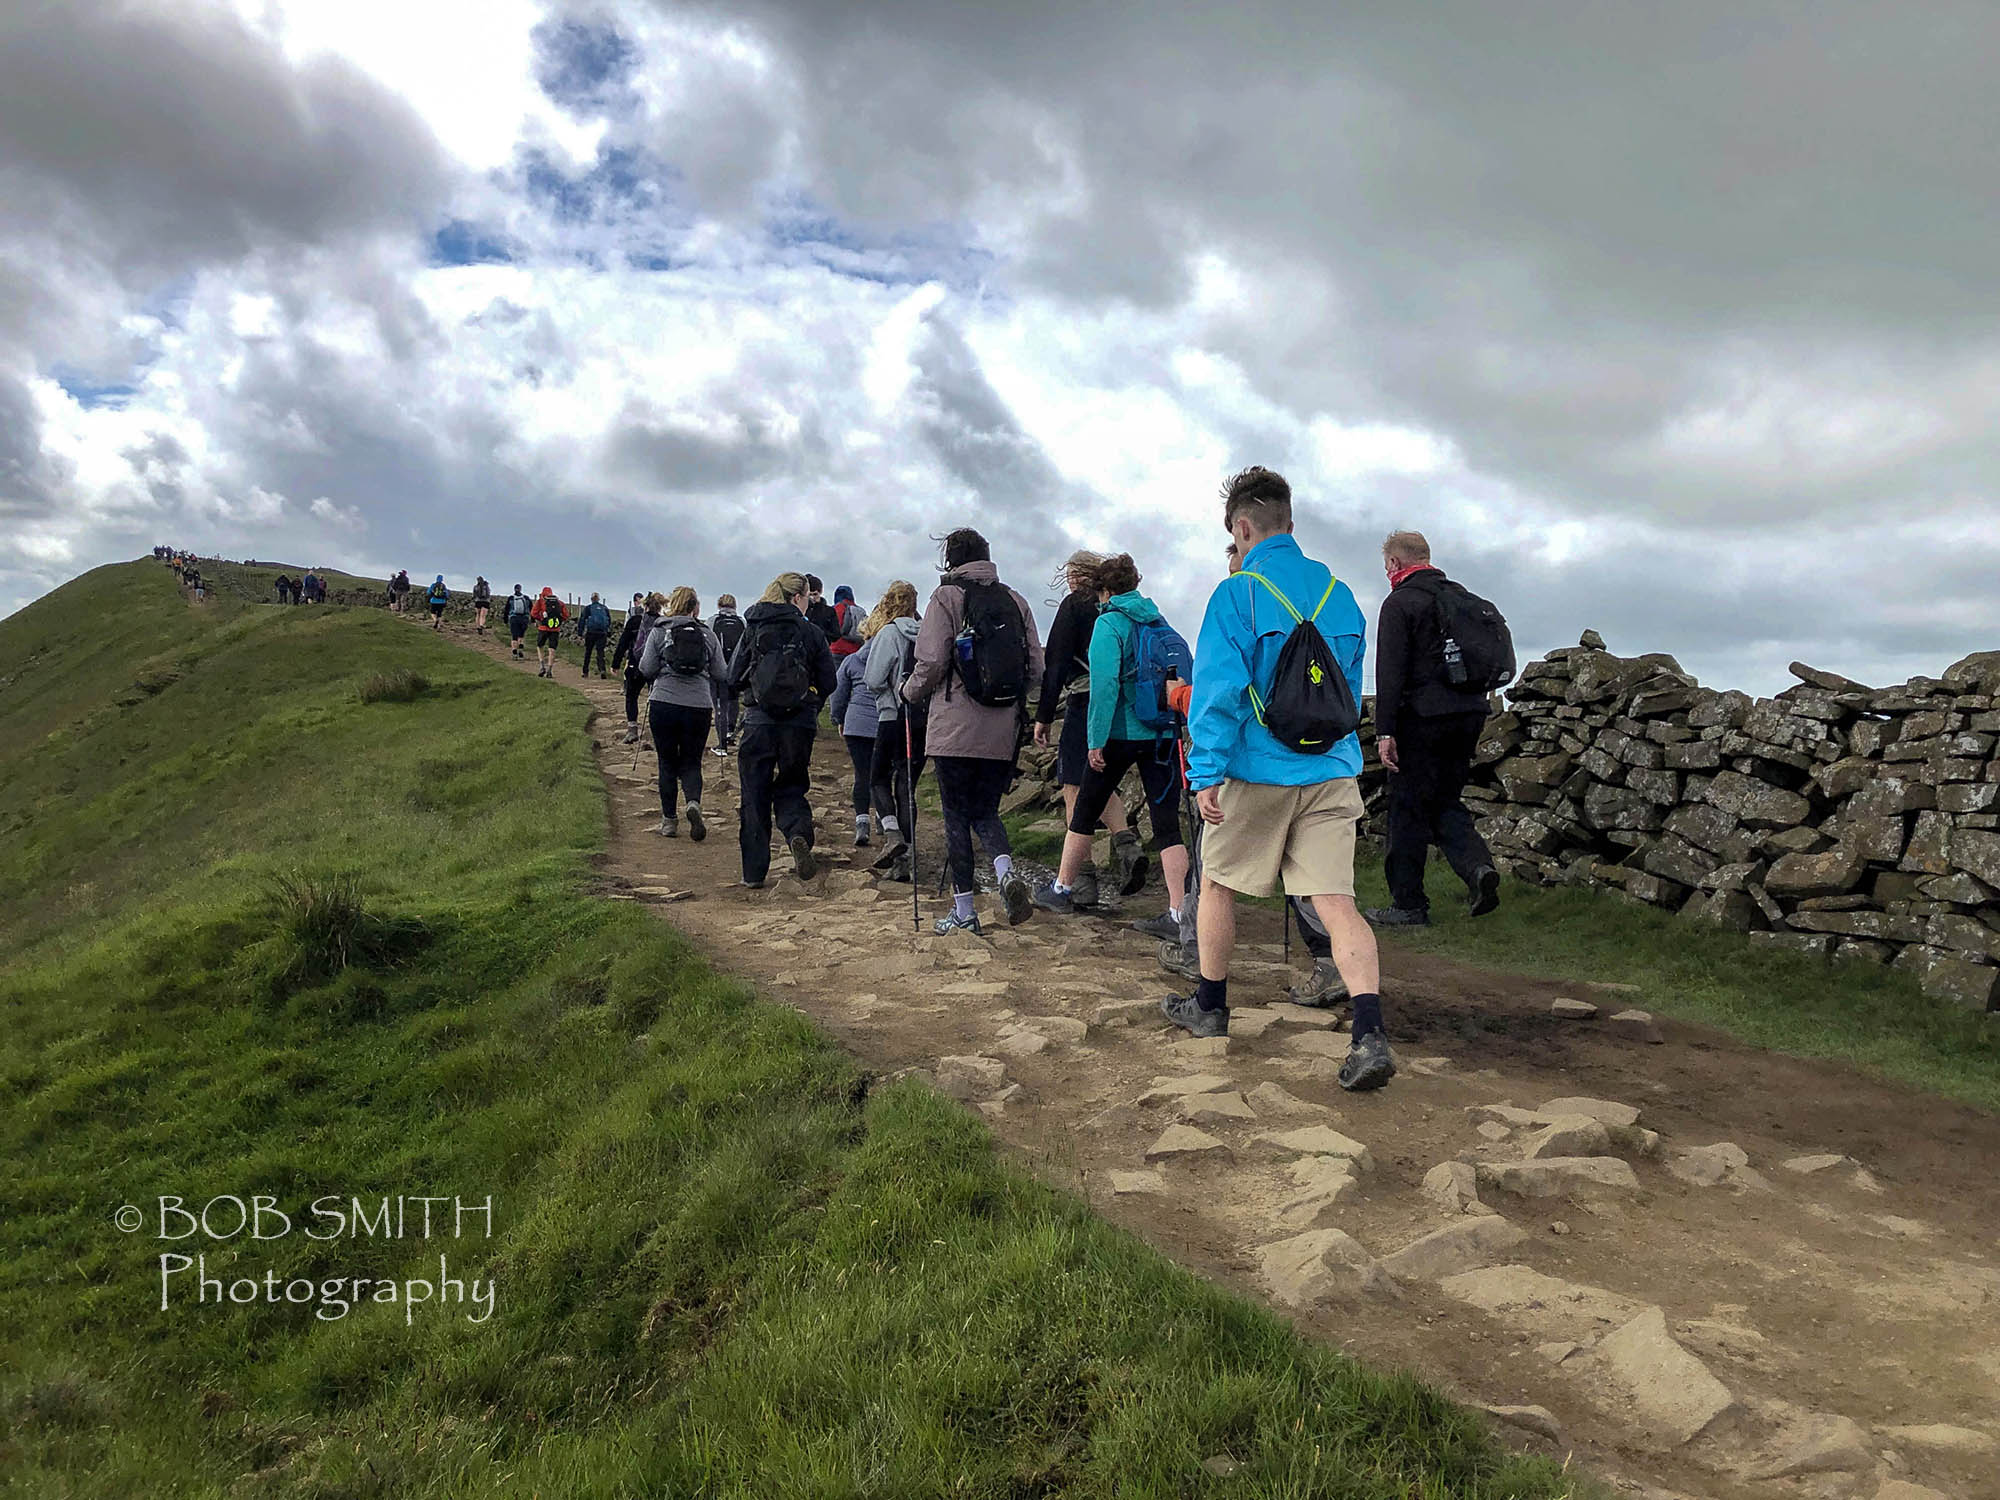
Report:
685,804,706,843
1338,1029,1396,1091
1363,906,1429,928
789,835,818,882
1467,865,1501,918
871,839,908,872
1000,872,1034,926
1287,958,1348,1008
1128,910,1181,942
1157,940,1199,981
1070,862,1101,909
1110,830,1148,897
1030,881,1075,915
1160,990,1227,1038
884,852,912,883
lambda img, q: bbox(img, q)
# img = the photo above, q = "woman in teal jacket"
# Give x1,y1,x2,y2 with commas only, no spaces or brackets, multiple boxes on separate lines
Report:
1031,553,1190,939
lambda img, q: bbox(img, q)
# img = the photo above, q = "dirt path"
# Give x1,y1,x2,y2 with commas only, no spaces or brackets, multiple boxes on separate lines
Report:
455,621,1996,1500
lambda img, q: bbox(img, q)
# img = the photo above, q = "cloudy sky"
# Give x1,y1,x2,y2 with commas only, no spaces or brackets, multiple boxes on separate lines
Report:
4,0,1995,693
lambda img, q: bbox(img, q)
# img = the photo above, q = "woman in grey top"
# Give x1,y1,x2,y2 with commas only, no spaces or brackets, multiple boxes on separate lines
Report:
638,586,728,839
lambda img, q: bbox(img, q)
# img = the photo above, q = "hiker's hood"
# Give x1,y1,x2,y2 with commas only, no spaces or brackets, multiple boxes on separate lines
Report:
941,560,998,586
744,600,800,626
833,585,854,603
1102,591,1162,626
434,575,445,585
539,587,555,598
884,614,920,641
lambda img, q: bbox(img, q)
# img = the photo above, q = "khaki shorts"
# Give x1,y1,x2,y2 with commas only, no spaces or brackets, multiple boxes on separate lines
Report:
1199,777,1363,900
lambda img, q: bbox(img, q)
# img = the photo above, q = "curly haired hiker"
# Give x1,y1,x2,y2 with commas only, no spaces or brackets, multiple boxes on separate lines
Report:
1034,549,1144,906
1164,466,1392,1091
1031,552,1191,938
862,581,924,880
729,572,837,888
901,529,1044,935
638,587,728,840
531,588,566,676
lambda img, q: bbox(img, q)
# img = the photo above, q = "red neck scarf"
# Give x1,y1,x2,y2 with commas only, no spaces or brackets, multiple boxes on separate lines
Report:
1388,562,1438,588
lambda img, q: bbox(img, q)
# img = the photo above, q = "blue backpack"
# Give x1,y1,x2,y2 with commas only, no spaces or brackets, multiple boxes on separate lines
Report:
1130,617,1194,731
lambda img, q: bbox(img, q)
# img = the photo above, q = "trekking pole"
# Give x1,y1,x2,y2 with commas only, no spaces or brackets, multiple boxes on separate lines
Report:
906,712,920,933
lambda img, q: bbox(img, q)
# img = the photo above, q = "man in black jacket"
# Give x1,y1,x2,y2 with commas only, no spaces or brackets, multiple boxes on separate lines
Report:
1367,530,1500,927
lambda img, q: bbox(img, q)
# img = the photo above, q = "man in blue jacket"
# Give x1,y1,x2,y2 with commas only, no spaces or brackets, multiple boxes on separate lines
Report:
1162,466,1394,1091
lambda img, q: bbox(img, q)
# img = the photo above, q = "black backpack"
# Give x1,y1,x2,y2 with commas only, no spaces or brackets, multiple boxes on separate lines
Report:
712,612,746,661
1423,577,1515,692
748,618,811,713
1239,571,1361,754
662,619,710,677
949,579,1029,708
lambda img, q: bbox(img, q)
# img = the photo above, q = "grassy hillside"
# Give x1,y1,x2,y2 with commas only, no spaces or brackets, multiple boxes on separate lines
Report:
0,560,1578,1498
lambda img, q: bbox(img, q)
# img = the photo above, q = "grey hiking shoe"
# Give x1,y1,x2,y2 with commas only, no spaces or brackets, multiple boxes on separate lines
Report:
622,724,640,744
1110,829,1148,897
934,910,984,937
685,804,706,843
1160,991,1227,1038
871,839,908,872
1070,862,1101,908
789,835,818,881
1287,958,1348,1008
1031,881,1075,915
1157,940,1199,981
1467,865,1501,918
656,815,678,838
1338,1029,1396,1091
1363,906,1429,928
1128,910,1181,942
1000,872,1034,926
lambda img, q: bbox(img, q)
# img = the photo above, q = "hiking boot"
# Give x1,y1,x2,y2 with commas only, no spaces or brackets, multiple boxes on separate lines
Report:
1160,990,1227,1038
1339,1030,1397,1091
884,852,912,883
1287,958,1348,1008
854,817,871,848
1128,910,1182,942
934,910,984,937
685,804,707,843
656,815,678,838
1363,906,1429,928
1030,881,1075,915
741,878,765,891
1110,829,1148,897
1000,872,1034,926
789,835,818,881
1467,865,1501,918
1157,941,1199,981
622,725,640,745
871,840,909,872
1070,862,1101,909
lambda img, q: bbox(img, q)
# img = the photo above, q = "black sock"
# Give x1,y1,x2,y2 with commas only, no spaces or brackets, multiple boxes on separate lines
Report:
1351,992,1383,1037
1196,975,1228,1012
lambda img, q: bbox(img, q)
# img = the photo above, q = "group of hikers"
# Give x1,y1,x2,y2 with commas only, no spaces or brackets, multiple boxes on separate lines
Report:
274,571,327,604
557,468,1515,1093
206,464,1507,1095
159,548,205,600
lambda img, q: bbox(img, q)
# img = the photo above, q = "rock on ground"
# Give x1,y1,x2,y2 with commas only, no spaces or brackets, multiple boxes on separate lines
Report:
1277,1156,1360,1228
1666,1141,1769,1190
1745,1411,1875,1479
1245,1081,1325,1117
1144,1125,1233,1163
1176,1091,1257,1124
1879,1423,1997,1455
1552,998,1600,1019
1379,1215,1530,1282
1479,1404,1563,1443
1256,1126,1374,1170
1589,1306,1735,1446
935,1054,1008,1101
1477,1157,1640,1199
1106,1170,1167,1196
1257,1228,1384,1308
1439,1265,1647,1343
1539,1096,1643,1128
1136,1073,1232,1105
1422,1161,1492,1214
1524,1117,1613,1159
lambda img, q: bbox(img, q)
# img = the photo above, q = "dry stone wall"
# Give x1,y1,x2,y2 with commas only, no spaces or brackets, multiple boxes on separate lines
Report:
1406,638,2000,1013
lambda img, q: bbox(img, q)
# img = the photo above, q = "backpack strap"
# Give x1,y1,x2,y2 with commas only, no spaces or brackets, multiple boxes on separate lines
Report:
1234,570,1340,731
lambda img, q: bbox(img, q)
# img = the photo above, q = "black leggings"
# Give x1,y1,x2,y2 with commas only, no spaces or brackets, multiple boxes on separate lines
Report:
648,701,712,818
844,734,891,818
870,712,928,837
1069,736,1184,850
582,634,608,675
624,667,644,724
933,755,1015,896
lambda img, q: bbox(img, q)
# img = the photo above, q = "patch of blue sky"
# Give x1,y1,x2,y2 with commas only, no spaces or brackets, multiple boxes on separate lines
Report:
765,197,997,294
532,16,638,114
52,368,139,409
430,219,518,267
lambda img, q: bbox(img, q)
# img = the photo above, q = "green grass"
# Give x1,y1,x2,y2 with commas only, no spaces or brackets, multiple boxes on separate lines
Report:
1351,850,2000,1113
0,560,1580,1498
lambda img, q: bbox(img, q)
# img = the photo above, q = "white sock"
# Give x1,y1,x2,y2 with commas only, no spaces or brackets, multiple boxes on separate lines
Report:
993,854,1014,883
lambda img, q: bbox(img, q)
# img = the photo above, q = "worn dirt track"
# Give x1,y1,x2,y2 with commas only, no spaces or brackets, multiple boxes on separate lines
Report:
459,620,1998,1500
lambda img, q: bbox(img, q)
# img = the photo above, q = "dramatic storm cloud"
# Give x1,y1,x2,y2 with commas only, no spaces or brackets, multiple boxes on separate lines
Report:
4,0,1995,691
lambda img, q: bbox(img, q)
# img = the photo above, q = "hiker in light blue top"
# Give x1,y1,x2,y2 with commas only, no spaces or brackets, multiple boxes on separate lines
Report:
1161,465,1393,1094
